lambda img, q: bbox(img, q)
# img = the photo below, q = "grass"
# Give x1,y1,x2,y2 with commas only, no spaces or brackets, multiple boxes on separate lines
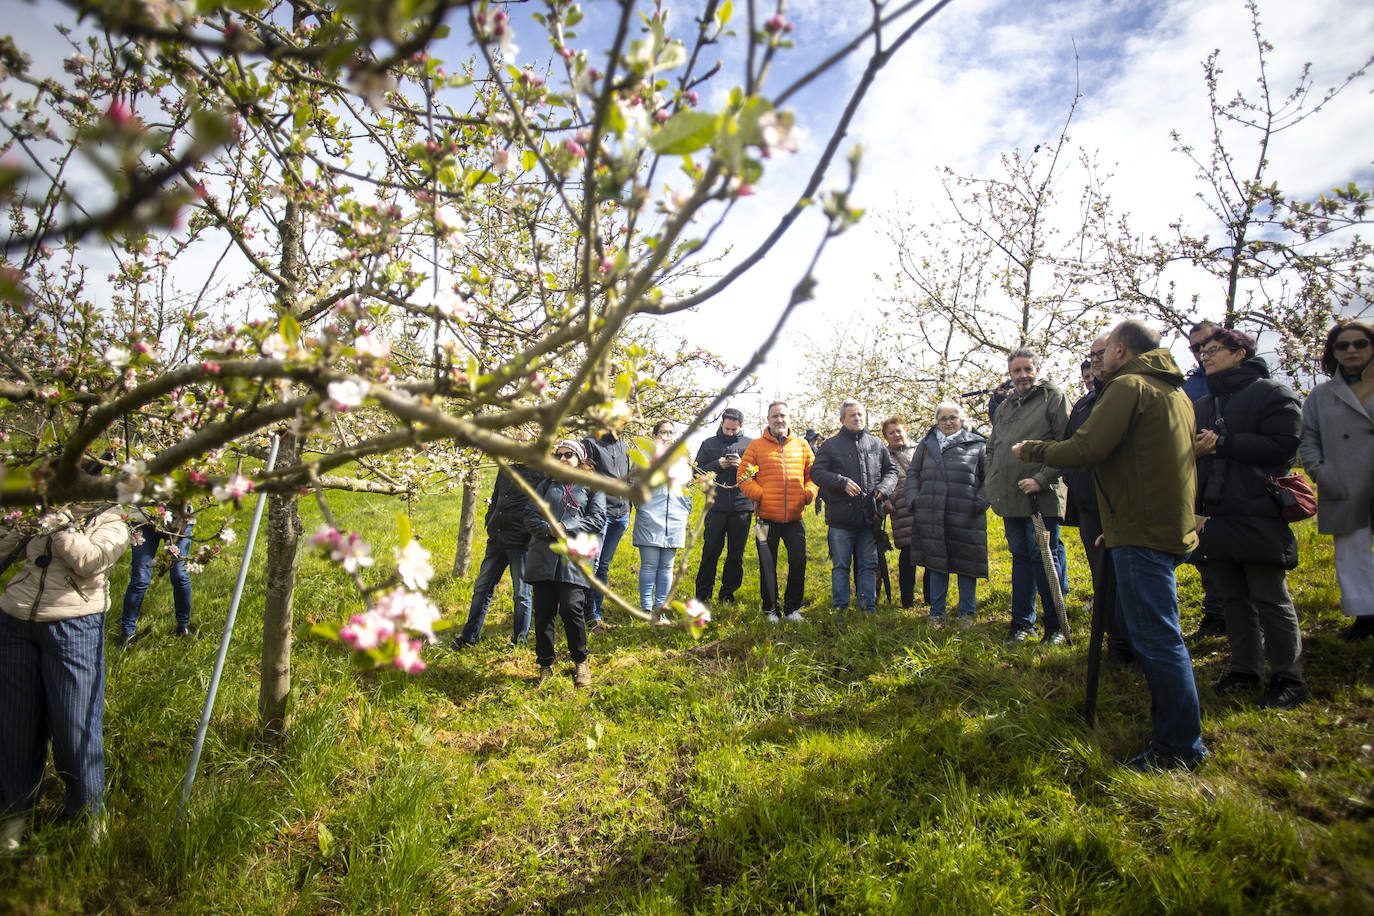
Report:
1,478,1371,914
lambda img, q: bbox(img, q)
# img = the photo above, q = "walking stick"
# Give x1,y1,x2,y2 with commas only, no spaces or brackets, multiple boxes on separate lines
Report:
753,515,780,615
1030,493,1071,643
1083,582,1107,728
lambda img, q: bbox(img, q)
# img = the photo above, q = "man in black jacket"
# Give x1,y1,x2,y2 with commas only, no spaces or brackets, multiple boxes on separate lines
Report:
1063,333,1133,666
454,463,541,648
812,401,897,618
693,408,753,604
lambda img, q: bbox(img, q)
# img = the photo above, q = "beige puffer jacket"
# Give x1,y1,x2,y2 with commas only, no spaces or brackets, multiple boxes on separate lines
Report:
0,506,131,623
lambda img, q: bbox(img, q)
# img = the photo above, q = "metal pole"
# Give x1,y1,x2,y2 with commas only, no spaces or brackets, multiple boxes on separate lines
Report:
171,434,280,848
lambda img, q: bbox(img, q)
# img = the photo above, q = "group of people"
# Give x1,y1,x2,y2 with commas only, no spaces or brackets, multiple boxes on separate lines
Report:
3,318,1369,854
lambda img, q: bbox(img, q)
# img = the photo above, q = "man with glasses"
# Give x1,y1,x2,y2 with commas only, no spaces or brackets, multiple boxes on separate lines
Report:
693,407,753,606
1182,319,1226,642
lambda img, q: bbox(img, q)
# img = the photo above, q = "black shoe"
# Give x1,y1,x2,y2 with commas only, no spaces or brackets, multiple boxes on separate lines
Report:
1188,616,1226,642
1042,630,1067,647
1105,651,1135,671
1004,625,1035,646
1124,748,1205,773
1213,671,1261,696
451,638,475,651
1257,679,1309,710
1341,616,1374,641
175,625,191,637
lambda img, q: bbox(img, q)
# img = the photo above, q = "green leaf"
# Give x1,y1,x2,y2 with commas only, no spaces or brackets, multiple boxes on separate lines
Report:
649,110,719,155
717,0,732,28
396,513,412,546
317,823,334,857
278,314,301,347
522,149,538,172
309,621,341,641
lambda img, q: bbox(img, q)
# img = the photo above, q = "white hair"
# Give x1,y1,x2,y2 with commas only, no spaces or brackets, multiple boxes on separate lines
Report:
838,400,865,420
934,401,963,420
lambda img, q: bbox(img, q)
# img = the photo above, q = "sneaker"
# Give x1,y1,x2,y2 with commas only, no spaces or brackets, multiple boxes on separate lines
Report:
927,615,946,627
764,613,782,624
1124,748,1205,773
1042,630,1067,647
1257,679,1309,710
1212,671,1261,697
537,666,553,685
782,611,805,623
1,815,24,857
957,616,975,631
1341,616,1374,641
1188,616,1226,642
573,661,591,688
1004,625,1035,646
175,625,191,637
655,614,673,626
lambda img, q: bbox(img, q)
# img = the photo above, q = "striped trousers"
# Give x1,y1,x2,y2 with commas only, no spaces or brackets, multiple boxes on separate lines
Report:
0,611,106,819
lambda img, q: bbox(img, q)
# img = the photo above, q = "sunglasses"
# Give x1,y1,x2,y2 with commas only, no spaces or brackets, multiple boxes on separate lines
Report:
554,451,578,460
1334,338,1372,352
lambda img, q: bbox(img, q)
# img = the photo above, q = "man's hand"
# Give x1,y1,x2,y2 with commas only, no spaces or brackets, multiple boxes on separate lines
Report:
844,479,862,497
1011,440,1026,459
1017,478,1042,495
1193,430,1219,457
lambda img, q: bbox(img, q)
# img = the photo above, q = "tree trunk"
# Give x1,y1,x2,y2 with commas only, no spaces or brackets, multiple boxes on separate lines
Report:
258,434,301,743
451,470,479,576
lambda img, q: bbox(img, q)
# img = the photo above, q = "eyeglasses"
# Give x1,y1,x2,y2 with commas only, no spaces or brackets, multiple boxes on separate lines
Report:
1198,345,1235,359
1088,348,1106,360
554,451,577,460
1189,342,1206,354
1334,338,1372,352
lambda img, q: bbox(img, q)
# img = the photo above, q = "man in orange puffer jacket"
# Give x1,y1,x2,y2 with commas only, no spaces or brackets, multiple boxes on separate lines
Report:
737,401,819,621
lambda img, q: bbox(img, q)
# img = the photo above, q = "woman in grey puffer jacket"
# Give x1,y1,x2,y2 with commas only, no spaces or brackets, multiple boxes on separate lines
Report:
905,402,989,626
0,502,129,851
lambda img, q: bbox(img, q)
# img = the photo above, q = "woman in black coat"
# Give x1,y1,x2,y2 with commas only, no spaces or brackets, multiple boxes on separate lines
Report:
524,440,607,688
905,402,989,628
1192,328,1307,709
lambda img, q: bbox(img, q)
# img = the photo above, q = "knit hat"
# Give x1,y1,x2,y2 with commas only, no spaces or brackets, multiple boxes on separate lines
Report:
555,439,586,461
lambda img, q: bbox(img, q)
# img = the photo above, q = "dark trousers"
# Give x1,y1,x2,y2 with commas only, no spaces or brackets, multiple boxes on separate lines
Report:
897,547,916,608
531,581,588,668
695,510,751,602
121,524,193,638
758,519,807,614
1078,508,1131,659
0,612,106,820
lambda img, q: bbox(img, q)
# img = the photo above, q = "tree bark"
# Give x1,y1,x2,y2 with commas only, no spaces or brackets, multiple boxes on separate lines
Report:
451,470,479,576
258,435,301,743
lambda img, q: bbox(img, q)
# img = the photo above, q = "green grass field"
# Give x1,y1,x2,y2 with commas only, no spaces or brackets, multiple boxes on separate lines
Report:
2,478,1371,914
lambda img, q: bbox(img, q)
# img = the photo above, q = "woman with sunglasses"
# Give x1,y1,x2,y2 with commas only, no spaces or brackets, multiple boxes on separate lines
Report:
1192,328,1307,708
523,440,606,687
632,420,693,622
1299,320,1374,641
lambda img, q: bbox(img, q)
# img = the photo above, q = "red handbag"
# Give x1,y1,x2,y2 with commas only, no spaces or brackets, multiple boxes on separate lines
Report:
1253,469,1316,522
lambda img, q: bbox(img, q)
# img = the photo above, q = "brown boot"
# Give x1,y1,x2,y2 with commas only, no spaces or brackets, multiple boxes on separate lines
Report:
537,666,553,685
573,660,591,688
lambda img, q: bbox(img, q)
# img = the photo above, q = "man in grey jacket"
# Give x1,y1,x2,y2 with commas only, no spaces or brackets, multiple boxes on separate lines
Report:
986,348,1071,645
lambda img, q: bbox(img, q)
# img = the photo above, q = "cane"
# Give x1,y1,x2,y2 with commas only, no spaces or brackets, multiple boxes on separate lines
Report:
1030,493,1071,643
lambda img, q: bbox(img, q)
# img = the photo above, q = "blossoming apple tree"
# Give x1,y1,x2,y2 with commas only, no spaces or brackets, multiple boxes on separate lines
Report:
1,0,951,736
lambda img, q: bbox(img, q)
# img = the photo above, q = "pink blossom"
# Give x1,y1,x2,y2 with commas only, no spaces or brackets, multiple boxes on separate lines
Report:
327,379,368,410
682,598,711,628
565,532,602,561
339,611,396,651
491,147,513,173
354,332,391,360
563,138,586,157
310,524,341,549
374,588,442,643
393,539,434,591
212,474,253,502
260,333,290,359
394,638,427,674
331,531,374,573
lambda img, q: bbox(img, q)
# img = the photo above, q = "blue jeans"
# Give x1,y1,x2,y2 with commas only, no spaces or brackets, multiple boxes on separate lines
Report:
1003,516,1068,631
929,572,977,619
121,524,193,638
587,513,630,622
638,545,677,612
0,612,106,819
829,527,877,613
457,542,531,646
1110,546,1207,762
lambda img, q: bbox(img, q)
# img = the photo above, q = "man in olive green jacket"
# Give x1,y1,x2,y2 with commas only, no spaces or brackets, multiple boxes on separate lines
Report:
1014,320,1207,772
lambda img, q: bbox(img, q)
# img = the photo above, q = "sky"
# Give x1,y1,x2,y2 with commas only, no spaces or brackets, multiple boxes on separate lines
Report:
7,0,1372,441
655,0,1374,430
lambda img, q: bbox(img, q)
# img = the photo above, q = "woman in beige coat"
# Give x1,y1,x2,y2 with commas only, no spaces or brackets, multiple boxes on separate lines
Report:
0,502,129,852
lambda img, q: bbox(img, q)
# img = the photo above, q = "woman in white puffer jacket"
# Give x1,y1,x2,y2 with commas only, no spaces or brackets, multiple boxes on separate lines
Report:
0,502,129,852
